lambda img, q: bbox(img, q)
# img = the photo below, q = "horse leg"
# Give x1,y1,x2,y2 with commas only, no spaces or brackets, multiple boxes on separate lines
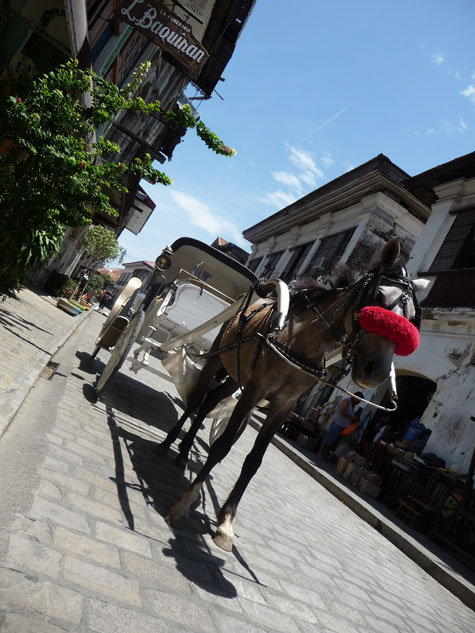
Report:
214,401,295,551
175,377,238,470
155,353,225,456
166,385,261,528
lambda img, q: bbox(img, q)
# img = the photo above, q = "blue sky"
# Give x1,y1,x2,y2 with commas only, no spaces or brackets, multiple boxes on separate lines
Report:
119,0,475,263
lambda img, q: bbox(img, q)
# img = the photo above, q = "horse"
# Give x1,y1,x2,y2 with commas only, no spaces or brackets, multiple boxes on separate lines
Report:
159,238,429,551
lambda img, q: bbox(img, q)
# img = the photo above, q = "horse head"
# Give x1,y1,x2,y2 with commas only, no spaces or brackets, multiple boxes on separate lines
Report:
348,238,429,389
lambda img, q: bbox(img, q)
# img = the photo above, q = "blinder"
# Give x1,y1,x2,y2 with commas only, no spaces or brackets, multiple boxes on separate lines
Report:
353,268,421,332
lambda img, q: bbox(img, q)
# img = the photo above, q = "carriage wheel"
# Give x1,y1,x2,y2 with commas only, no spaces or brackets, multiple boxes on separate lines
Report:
94,277,142,350
95,311,144,396
209,411,251,446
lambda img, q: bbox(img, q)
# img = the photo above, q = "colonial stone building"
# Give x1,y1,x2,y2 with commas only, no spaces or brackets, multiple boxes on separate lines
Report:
244,154,429,282
243,152,475,471
400,152,475,472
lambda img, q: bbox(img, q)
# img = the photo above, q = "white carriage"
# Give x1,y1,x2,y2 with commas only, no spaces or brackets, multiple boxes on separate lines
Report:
93,237,290,440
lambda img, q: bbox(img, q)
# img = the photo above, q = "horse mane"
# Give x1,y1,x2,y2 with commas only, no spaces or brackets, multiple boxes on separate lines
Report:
289,251,408,296
288,261,359,300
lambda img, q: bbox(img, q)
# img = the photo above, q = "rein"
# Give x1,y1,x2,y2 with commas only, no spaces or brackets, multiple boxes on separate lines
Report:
256,333,398,412
186,268,417,413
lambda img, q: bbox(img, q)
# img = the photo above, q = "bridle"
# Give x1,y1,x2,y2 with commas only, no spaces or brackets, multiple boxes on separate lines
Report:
259,267,421,411
186,267,421,412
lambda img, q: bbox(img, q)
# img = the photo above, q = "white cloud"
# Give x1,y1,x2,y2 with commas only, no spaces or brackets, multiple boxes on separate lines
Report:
298,170,318,188
170,190,245,246
432,53,444,66
287,145,324,179
258,189,298,209
271,171,302,191
439,118,469,134
258,145,330,213
426,127,435,135
447,69,462,80
344,161,355,173
461,84,475,105
320,150,334,168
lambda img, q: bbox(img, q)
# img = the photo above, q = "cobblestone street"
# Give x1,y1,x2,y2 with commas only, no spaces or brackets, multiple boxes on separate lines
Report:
1,308,474,633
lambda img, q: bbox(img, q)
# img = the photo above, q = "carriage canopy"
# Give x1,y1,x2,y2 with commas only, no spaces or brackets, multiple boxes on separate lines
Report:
153,237,258,303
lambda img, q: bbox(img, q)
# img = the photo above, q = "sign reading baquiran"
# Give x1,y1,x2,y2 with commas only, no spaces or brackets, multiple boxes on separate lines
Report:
119,0,208,78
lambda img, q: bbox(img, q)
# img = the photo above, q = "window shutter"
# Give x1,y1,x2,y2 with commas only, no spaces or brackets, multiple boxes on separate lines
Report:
429,208,475,272
304,228,355,274
281,243,312,280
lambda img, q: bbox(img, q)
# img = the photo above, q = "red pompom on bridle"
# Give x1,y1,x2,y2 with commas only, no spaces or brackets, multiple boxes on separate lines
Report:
358,306,419,356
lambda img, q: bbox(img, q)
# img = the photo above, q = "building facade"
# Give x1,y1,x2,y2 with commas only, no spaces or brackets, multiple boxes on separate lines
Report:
399,152,475,472
243,151,475,472
244,155,429,283
112,258,154,298
1,0,255,278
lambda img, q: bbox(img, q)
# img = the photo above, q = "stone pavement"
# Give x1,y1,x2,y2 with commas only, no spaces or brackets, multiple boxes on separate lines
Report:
0,298,474,632
0,285,91,438
256,424,475,612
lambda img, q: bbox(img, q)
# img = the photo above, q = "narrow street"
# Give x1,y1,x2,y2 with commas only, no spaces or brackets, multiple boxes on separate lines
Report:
0,311,474,633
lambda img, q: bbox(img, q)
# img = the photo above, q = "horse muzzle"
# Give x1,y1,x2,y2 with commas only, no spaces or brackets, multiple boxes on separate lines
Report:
351,332,395,389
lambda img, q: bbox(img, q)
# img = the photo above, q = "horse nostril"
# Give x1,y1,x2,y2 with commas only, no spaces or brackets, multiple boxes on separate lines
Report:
364,360,375,376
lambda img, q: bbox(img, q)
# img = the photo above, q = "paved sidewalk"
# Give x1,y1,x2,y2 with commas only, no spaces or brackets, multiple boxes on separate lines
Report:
0,285,91,437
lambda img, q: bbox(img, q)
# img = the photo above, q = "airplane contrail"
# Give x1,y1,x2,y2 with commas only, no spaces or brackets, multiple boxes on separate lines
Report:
300,107,348,142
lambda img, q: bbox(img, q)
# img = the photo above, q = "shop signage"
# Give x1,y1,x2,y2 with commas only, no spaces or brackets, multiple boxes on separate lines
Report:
118,0,208,78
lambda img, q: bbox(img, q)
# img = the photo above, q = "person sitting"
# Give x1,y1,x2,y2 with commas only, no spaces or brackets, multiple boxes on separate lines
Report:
411,428,431,455
319,392,364,459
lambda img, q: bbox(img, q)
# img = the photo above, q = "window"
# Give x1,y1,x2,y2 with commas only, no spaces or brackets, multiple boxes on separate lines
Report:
304,228,355,274
261,251,284,277
247,257,262,273
422,207,475,308
429,208,475,272
280,243,313,282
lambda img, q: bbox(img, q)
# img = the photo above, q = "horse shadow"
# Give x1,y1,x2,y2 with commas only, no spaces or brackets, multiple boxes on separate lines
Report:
104,405,239,598
78,349,260,597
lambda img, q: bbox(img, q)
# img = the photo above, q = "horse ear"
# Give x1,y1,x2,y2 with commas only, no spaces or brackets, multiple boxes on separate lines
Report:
380,237,400,271
412,278,430,293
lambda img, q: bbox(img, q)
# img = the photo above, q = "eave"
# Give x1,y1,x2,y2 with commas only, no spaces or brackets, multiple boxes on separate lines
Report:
244,162,430,244
194,0,256,97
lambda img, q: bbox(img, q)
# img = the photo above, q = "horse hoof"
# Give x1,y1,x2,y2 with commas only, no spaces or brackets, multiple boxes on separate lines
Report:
213,530,234,552
155,442,169,456
174,455,188,470
166,506,187,528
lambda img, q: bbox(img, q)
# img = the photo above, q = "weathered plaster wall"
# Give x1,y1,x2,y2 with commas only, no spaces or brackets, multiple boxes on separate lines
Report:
396,314,475,472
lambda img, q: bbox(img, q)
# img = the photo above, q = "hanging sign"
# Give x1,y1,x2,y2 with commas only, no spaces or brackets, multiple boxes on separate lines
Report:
118,0,208,78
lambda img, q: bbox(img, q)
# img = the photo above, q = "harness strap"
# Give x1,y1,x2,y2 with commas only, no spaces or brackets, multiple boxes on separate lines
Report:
302,292,346,344
258,333,398,412
256,333,326,377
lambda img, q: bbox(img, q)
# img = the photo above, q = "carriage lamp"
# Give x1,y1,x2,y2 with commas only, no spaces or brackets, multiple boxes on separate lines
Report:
155,253,172,270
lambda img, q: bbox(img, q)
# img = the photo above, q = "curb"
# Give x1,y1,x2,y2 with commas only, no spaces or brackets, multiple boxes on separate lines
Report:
249,417,475,612
0,305,93,440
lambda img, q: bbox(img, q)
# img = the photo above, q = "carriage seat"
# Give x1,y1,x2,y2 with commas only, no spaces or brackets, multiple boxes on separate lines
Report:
147,282,230,351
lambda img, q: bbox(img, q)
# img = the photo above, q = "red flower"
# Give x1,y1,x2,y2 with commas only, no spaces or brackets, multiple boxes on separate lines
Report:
79,162,86,169
17,98,22,103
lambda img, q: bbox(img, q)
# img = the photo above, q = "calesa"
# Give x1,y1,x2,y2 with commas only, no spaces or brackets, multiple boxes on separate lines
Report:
121,0,206,63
